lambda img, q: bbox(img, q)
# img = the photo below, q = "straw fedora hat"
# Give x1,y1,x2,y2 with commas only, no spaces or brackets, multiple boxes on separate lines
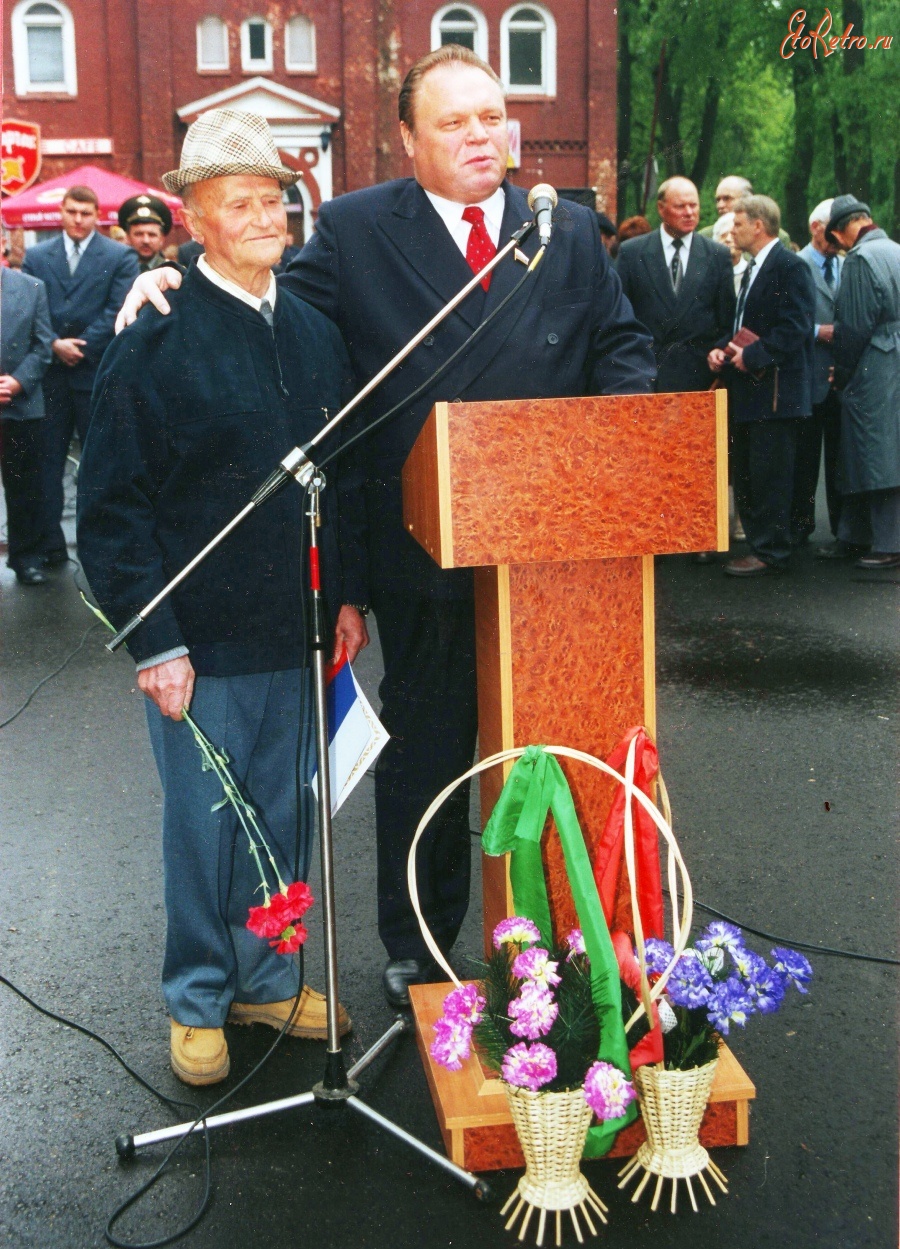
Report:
162,108,300,194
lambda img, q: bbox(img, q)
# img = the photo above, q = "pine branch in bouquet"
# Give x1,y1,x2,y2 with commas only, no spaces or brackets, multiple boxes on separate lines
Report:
471,947,519,1073
542,952,600,1090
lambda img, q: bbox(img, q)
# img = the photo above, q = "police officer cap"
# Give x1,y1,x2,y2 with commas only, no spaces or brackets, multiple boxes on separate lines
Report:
118,194,172,234
825,194,871,245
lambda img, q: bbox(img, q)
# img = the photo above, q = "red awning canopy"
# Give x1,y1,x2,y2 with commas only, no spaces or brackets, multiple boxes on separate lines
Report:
1,164,182,230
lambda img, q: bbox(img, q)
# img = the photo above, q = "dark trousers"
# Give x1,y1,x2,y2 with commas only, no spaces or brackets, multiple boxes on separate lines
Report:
0,417,46,571
39,371,92,560
792,388,842,540
372,589,478,961
732,417,803,567
838,488,900,554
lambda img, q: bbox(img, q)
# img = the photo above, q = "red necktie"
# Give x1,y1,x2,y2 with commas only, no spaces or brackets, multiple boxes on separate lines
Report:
462,206,496,291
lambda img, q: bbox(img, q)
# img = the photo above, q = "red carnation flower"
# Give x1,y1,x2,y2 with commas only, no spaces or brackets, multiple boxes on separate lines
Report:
246,882,314,948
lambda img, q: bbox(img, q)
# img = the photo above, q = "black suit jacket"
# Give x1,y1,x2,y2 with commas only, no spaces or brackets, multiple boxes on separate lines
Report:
280,178,656,597
22,232,139,392
616,230,735,392
716,241,816,423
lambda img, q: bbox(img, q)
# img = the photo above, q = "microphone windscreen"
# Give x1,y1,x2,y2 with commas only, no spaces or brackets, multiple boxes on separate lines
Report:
527,183,558,210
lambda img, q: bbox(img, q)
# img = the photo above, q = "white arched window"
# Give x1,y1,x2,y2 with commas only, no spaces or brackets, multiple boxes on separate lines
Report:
11,0,77,95
241,16,272,72
285,15,316,72
500,4,556,96
430,5,488,60
196,16,229,72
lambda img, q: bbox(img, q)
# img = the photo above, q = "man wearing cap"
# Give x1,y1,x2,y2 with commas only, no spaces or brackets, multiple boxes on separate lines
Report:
825,195,900,568
77,109,368,1084
117,45,656,1010
118,194,182,274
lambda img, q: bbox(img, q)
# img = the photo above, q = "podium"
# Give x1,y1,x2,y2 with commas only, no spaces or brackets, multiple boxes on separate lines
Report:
402,390,729,944
400,390,757,1168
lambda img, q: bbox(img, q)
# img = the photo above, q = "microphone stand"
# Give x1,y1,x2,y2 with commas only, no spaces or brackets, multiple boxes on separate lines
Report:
112,219,545,1203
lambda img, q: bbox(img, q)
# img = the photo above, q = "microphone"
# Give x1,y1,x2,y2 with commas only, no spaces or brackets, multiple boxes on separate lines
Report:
527,184,558,244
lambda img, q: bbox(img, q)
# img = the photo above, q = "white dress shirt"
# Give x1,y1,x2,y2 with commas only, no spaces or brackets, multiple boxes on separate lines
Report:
64,230,96,264
660,225,693,272
197,254,277,313
744,237,779,294
425,186,506,257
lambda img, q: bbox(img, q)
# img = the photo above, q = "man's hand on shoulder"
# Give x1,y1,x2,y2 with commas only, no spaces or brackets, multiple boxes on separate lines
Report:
138,655,195,720
332,605,369,666
116,268,183,334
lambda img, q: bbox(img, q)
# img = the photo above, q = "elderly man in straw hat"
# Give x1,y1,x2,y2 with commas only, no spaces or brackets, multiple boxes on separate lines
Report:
77,109,368,1085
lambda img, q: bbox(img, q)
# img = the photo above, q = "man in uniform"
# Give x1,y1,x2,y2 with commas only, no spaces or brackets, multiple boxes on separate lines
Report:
118,194,182,274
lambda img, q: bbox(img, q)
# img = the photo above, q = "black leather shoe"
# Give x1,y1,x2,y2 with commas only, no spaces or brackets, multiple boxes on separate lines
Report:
43,550,70,568
15,564,49,586
382,958,440,1008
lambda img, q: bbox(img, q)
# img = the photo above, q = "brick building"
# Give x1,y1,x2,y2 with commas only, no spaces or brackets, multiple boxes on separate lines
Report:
4,0,618,238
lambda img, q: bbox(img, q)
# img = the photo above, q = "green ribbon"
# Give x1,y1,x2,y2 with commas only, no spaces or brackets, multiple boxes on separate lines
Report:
482,745,637,1156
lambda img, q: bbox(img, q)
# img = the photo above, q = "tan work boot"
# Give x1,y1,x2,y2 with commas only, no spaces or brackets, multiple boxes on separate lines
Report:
227,986,351,1039
170,1021,230,1086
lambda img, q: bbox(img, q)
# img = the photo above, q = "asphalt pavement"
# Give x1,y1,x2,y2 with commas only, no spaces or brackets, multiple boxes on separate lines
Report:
0,476,897,1249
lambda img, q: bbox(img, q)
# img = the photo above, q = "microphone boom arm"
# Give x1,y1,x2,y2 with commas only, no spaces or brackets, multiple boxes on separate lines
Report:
106,219,538,653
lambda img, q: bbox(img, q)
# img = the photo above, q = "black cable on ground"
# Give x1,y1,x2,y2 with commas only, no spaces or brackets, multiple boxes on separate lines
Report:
691,897,900,967
0,619,101,729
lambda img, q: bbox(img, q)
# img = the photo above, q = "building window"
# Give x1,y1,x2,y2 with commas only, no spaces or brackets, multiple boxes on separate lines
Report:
285,15,316,71
500,4,556,96
240,17,272,72
11,0,77,96
431,5,488,59
196,16,229,71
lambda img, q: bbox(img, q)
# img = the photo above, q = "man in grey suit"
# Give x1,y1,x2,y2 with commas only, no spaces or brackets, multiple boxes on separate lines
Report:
617,177,735,393
22,185,138,567
0,266,55,584
795,198,843,546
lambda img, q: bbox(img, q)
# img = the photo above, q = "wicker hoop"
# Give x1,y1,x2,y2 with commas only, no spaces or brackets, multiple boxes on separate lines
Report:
406,739,694,1026
500,1084,608,1245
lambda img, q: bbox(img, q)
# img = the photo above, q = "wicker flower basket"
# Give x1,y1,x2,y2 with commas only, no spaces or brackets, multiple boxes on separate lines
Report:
500,1083,608,1245
617,1059,728,1213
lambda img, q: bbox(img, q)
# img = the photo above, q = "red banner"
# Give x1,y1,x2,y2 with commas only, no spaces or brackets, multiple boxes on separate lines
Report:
2,120,42,197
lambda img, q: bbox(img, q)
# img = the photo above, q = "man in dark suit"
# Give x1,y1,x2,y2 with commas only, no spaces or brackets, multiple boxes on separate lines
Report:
22,185,138,567
795,198,842,546
0,267,55,584
118,46,656,1006
709,195,816,576
617,177,735,393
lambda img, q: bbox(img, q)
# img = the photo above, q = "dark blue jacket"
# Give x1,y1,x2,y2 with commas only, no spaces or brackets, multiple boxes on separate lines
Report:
281,178,655,598
76,265,366,676
22,231,139,392
716,240,816,423
617,230,736,392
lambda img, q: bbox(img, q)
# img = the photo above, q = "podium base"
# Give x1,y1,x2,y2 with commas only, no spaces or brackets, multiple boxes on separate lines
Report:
409,983,756,1173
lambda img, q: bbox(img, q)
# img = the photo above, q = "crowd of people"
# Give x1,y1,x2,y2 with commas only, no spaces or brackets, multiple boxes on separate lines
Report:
1,44,898,1088
603,175,900,573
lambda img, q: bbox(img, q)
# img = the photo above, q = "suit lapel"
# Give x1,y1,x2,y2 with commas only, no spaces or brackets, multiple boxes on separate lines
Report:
67,233,102,297
49,236,73,289
673,234,708,318
640,231,676,311
376,182,483,328
744,240,781,316
479,182,539,319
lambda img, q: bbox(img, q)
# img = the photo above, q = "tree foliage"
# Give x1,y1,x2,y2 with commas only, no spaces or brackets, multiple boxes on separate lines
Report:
618,0,898,241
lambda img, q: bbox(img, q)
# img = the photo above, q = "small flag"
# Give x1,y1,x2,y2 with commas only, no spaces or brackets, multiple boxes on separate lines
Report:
311,650,389,815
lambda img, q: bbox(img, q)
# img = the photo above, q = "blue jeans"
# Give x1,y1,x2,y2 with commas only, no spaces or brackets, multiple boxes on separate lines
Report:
145,670,314,1027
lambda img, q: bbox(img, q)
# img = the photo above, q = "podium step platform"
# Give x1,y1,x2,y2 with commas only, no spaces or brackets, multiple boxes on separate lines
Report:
409,982,756,1173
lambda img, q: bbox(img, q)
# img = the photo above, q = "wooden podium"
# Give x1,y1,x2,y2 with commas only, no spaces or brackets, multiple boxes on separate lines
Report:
400,390,756,1166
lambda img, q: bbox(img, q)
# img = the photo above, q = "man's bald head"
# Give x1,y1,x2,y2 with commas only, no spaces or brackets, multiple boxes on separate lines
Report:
715,176,753,216
657,177,700,238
